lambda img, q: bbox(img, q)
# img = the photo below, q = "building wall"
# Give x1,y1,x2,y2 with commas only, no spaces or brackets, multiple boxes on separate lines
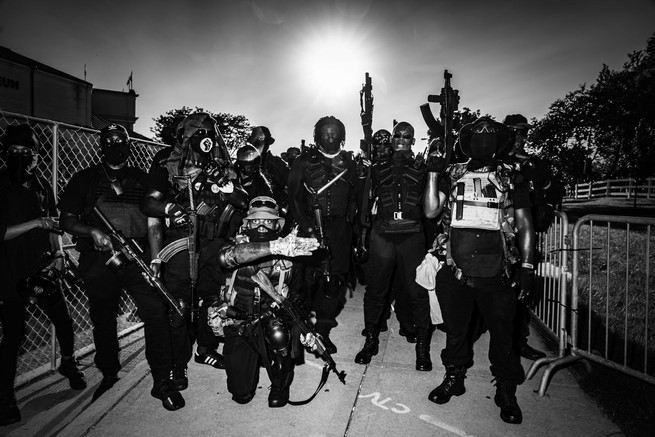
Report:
92,89,138,130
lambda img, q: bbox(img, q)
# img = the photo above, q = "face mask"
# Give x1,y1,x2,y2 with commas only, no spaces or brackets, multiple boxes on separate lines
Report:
246,225,279,242
6,154,37,183
468,134,497,162
103,145,131,166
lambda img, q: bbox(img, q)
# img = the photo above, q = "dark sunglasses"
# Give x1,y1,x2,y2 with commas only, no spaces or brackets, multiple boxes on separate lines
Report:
393,133,413,139
250,199,277,209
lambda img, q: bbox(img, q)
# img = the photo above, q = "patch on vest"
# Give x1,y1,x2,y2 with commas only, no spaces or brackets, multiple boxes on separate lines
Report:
450,171,503,231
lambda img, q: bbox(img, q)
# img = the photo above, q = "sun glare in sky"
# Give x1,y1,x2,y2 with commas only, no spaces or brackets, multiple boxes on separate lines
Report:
296,26,371,107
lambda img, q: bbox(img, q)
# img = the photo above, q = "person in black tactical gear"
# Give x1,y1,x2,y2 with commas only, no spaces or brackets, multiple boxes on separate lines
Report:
287,116,358,355
502,113,547,361
424,116,535,425
354,121,432,371
235,143,274,200
0,125,86,426
142,113,248,389
248,126,289,215
285,146,301,167
356,127,411,338
215,196,320,407
58,124,183,410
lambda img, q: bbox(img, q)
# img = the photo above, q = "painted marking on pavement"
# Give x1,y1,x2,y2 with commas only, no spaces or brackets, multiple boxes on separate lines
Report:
419,414,476,437
358,392,410,414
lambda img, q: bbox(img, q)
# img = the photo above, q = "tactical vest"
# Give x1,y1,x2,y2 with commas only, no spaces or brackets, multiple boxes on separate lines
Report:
436,163,520,279
373,158,426,222
166,170,234,240
302,150,353,219
86,165,148,240
226,256,294,317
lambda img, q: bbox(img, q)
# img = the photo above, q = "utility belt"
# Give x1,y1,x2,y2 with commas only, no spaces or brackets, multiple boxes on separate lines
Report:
376,209,422,221
448,263,510,288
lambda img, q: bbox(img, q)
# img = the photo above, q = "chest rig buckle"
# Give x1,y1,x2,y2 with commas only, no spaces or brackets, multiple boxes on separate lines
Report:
393,211,403,220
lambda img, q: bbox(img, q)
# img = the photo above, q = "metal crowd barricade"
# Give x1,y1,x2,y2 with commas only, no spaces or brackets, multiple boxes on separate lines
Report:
525,211,573,395
528,213,655,395
0,109,166,387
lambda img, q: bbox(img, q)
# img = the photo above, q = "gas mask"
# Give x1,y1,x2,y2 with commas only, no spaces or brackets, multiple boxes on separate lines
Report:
235,144,261,184
189,129,216,156
102,133,131,166
5,149,37,183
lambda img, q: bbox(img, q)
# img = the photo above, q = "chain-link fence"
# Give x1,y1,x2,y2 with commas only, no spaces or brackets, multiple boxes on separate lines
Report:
0,109,166,387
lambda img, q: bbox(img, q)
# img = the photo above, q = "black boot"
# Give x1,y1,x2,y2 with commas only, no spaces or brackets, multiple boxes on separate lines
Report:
268,356,294,408
494,379,522,424
0,391,21,426
428,365,466,404
58,357,87,390
151,378,185,411
415,328,432,371
92,374,119,402
355,328,379,364
317,328,337,355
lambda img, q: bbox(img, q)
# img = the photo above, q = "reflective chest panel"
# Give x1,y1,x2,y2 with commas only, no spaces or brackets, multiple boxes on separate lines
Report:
303,152,353,217
450,170,505,231
374,160,426,220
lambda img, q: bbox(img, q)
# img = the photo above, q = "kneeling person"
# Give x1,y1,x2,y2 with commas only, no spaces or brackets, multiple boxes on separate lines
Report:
215,196,319,407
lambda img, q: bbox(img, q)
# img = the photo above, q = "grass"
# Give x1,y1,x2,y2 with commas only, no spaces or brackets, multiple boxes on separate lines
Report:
555,203,655,437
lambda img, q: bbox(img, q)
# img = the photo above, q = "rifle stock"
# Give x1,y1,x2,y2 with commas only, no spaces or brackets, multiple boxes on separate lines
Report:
92,206,184,317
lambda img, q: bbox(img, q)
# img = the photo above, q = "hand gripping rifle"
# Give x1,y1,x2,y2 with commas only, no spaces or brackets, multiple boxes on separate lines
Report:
420,70,460,167
251,270,347,385
92,206,184,317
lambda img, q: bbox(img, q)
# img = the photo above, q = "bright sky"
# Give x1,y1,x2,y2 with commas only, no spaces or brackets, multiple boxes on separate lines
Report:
1,0,654,154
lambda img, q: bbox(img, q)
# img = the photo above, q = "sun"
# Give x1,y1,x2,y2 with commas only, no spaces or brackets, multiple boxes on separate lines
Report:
295,27,369,105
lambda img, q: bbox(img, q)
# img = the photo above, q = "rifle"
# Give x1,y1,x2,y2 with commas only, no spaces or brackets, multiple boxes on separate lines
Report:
92,206,184,317
420,70,460,167
184,176,200,329
359,72,374,160
251,270,346,385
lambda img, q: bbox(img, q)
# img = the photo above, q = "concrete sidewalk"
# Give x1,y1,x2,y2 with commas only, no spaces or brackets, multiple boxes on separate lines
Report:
5,283,623,437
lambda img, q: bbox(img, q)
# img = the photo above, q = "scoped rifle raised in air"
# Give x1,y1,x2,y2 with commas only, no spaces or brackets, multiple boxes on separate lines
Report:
420,70,460,167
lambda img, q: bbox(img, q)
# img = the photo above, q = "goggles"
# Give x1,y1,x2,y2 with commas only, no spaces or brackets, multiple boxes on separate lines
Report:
393,132,413,140
193,129,216,139
250,199,277,210
6,148,36,156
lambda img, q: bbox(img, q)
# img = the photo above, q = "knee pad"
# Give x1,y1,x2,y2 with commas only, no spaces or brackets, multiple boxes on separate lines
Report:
264,317,290,357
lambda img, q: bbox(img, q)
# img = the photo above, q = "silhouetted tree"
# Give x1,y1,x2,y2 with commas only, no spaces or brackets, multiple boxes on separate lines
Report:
151,106,250,155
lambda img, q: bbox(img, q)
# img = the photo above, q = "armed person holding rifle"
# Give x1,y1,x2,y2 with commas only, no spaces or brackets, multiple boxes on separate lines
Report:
58,124,184,410
354,121,432,372
142,113,249,391
287,116,358,355
213,196,336,407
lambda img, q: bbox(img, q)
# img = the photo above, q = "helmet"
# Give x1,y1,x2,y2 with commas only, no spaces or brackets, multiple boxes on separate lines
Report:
458,117,510,161
248,126,275,149
235,144,261,179
17,267,62,306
